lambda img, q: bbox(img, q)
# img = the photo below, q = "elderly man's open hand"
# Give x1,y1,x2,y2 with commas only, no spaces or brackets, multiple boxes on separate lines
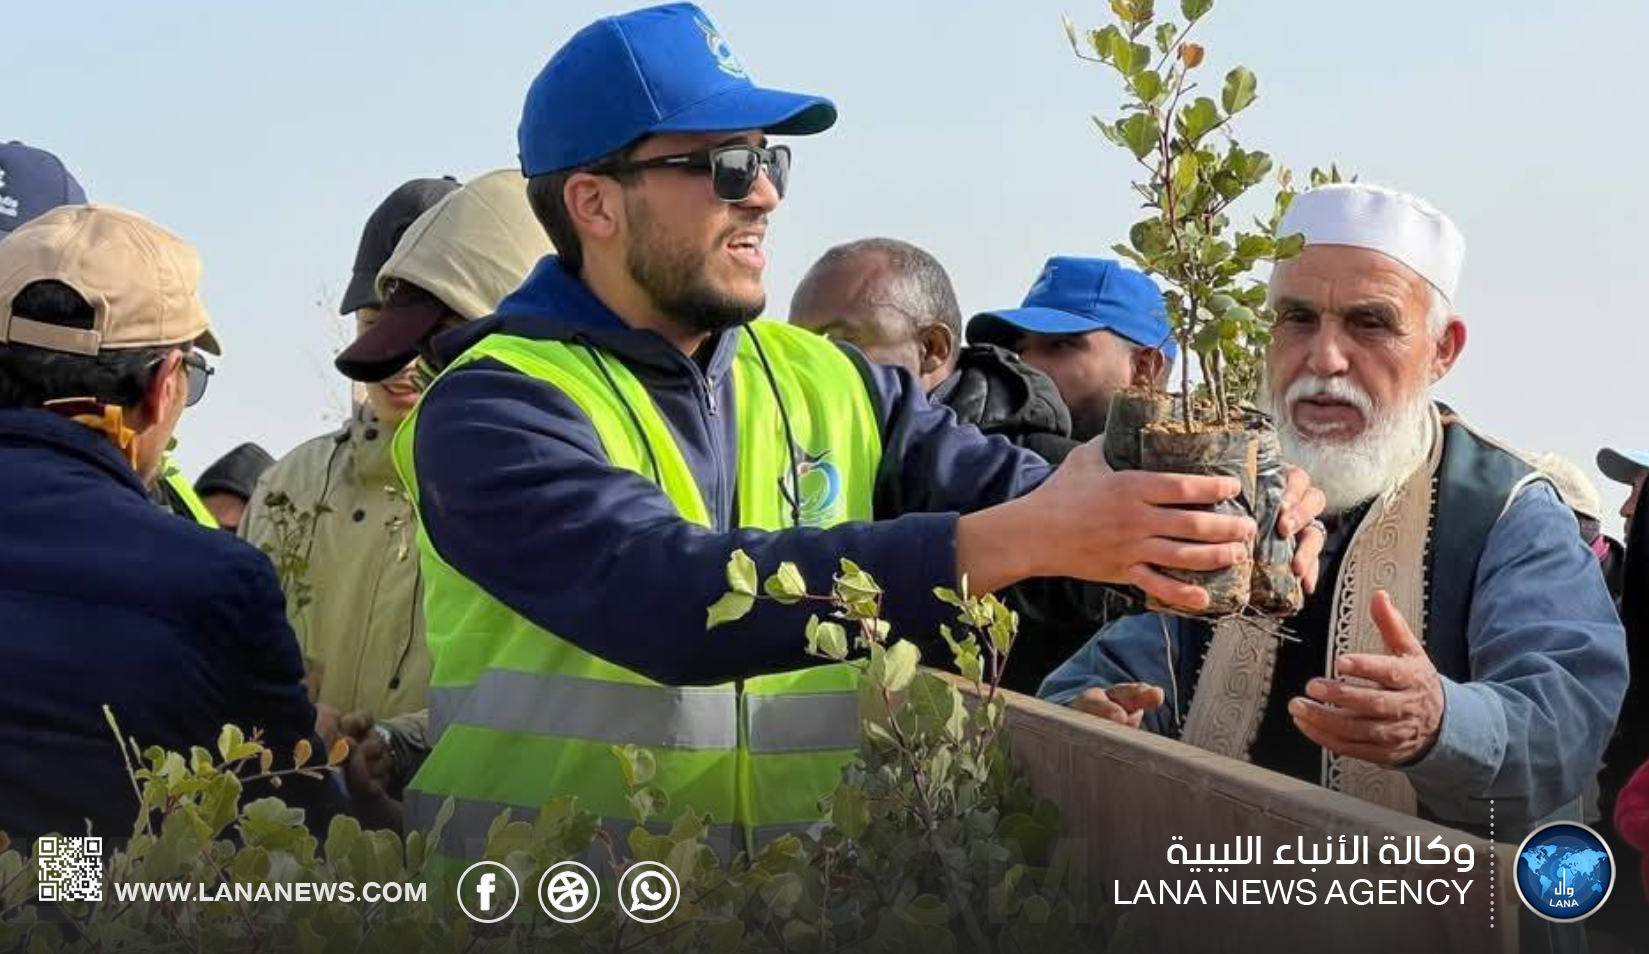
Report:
1289,591,1444,766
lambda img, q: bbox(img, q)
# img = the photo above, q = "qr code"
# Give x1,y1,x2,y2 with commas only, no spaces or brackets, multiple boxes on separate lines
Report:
37,836,103,902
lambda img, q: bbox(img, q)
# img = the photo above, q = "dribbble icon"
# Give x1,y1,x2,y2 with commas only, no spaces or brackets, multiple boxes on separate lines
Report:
618,861,681,924
538,861,601,924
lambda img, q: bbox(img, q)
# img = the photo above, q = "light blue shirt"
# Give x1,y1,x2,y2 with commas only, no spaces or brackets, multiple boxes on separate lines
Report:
1038,483,1628,830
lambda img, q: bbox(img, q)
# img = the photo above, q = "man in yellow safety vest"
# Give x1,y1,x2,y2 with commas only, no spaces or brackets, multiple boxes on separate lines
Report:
394,2,1327,864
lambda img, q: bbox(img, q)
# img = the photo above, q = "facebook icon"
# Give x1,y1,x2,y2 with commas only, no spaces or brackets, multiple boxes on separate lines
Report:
456,861,519,923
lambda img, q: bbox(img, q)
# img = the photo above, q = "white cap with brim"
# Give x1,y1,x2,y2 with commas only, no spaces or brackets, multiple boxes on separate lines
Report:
1278,183,1466,303
1597,447,1649,485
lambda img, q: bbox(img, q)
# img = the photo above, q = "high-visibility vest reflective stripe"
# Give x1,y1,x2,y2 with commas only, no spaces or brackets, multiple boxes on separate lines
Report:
161,458,217,528
392,320,882,863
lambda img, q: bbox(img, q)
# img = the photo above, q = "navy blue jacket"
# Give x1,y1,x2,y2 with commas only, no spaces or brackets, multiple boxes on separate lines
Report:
413,258,1058,686
0,410,339,848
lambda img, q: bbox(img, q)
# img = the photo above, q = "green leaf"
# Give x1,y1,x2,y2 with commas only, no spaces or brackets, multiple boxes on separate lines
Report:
831,782,871,839
1170,151,1200,201
764,561,807,604
1178,97,1221,142
806,618,850,661
1132,69,1162,102
1109,0,1151,26
725,549,757,596
834,559,882,602
1091,25,1125,65
1181,0,1214,20
988,607,1018,657
1221,66,1257,114
1274,232,1307,259
1129,219,1169,257
1222,306,1257,332
1119,113,1159,160
1237,148,1274,185
611,743,639,789
1123,41,1153,77
1235,234,1274,260
879,640,920,693
216,725,244,762
908,673,967,741
1092,117,1128,149
950,632,985,685
239,797,308,853
1154,22,1178,54
705,591,754,630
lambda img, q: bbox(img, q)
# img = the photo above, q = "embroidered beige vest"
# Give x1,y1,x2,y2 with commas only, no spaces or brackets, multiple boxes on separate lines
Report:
1182,410,1446,815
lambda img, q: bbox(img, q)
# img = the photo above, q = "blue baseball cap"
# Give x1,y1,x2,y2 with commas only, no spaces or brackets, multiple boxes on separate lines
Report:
968,257,1176,362
0,141,87,237
518,3,837,176
1598,447,1649,485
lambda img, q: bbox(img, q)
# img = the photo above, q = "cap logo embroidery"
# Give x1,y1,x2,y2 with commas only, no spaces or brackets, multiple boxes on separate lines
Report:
696,17,747,79
0,170,17,219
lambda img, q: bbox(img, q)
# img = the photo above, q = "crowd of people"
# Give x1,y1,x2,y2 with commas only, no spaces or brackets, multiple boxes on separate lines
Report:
1,1,1645,947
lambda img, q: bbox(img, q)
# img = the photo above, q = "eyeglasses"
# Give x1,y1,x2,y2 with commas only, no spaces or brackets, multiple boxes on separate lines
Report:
591,143,791,203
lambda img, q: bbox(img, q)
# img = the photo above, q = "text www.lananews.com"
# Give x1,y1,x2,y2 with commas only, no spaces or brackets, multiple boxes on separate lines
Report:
110,881,426,905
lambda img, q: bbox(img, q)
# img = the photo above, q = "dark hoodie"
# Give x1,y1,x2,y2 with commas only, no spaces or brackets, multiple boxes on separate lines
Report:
412,258,1077,687
930,344,1080,465
925,345,1120,691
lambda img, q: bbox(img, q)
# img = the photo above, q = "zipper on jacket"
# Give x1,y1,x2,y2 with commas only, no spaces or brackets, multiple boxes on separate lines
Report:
689,363,730,530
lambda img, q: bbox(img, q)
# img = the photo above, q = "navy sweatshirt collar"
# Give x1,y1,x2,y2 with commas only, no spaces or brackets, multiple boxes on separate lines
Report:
0,409,151,499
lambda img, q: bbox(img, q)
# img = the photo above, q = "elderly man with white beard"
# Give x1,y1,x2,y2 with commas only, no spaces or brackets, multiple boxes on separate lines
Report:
1039,183,1627,844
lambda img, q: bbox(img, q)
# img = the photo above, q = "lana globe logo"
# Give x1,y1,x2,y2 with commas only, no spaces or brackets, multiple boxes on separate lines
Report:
1513,821,1615,922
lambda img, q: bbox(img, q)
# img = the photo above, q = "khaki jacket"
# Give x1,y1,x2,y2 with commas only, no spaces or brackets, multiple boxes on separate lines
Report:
240,408,430,726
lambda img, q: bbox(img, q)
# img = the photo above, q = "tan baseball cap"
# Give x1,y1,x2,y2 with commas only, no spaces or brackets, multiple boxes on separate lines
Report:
335,169,552,381
0,204,221,356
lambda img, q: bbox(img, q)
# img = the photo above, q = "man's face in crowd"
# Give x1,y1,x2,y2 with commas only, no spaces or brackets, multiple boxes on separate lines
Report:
1014,329,1143,441
202,492,248,533
356,307,421,427
1262,244,1464,513
1625,471,1645,531
618,131,777,334
791,253,928,384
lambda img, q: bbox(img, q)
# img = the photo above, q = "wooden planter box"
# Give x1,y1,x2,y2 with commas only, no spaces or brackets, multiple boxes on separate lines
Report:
1001,688,1518,953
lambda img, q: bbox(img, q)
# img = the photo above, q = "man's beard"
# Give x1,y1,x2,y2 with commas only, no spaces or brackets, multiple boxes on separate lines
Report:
625,195,764,334
1260,374,1434,515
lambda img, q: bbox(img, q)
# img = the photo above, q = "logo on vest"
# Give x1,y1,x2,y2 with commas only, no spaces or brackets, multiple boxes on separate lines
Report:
695,16,748,79
781,445,842,527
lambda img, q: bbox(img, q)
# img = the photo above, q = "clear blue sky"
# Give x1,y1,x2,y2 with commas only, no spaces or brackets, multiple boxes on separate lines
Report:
9,0,1645,526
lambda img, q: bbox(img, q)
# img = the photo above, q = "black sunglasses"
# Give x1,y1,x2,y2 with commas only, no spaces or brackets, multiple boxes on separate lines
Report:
152,350,213,407
591,143,791,203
